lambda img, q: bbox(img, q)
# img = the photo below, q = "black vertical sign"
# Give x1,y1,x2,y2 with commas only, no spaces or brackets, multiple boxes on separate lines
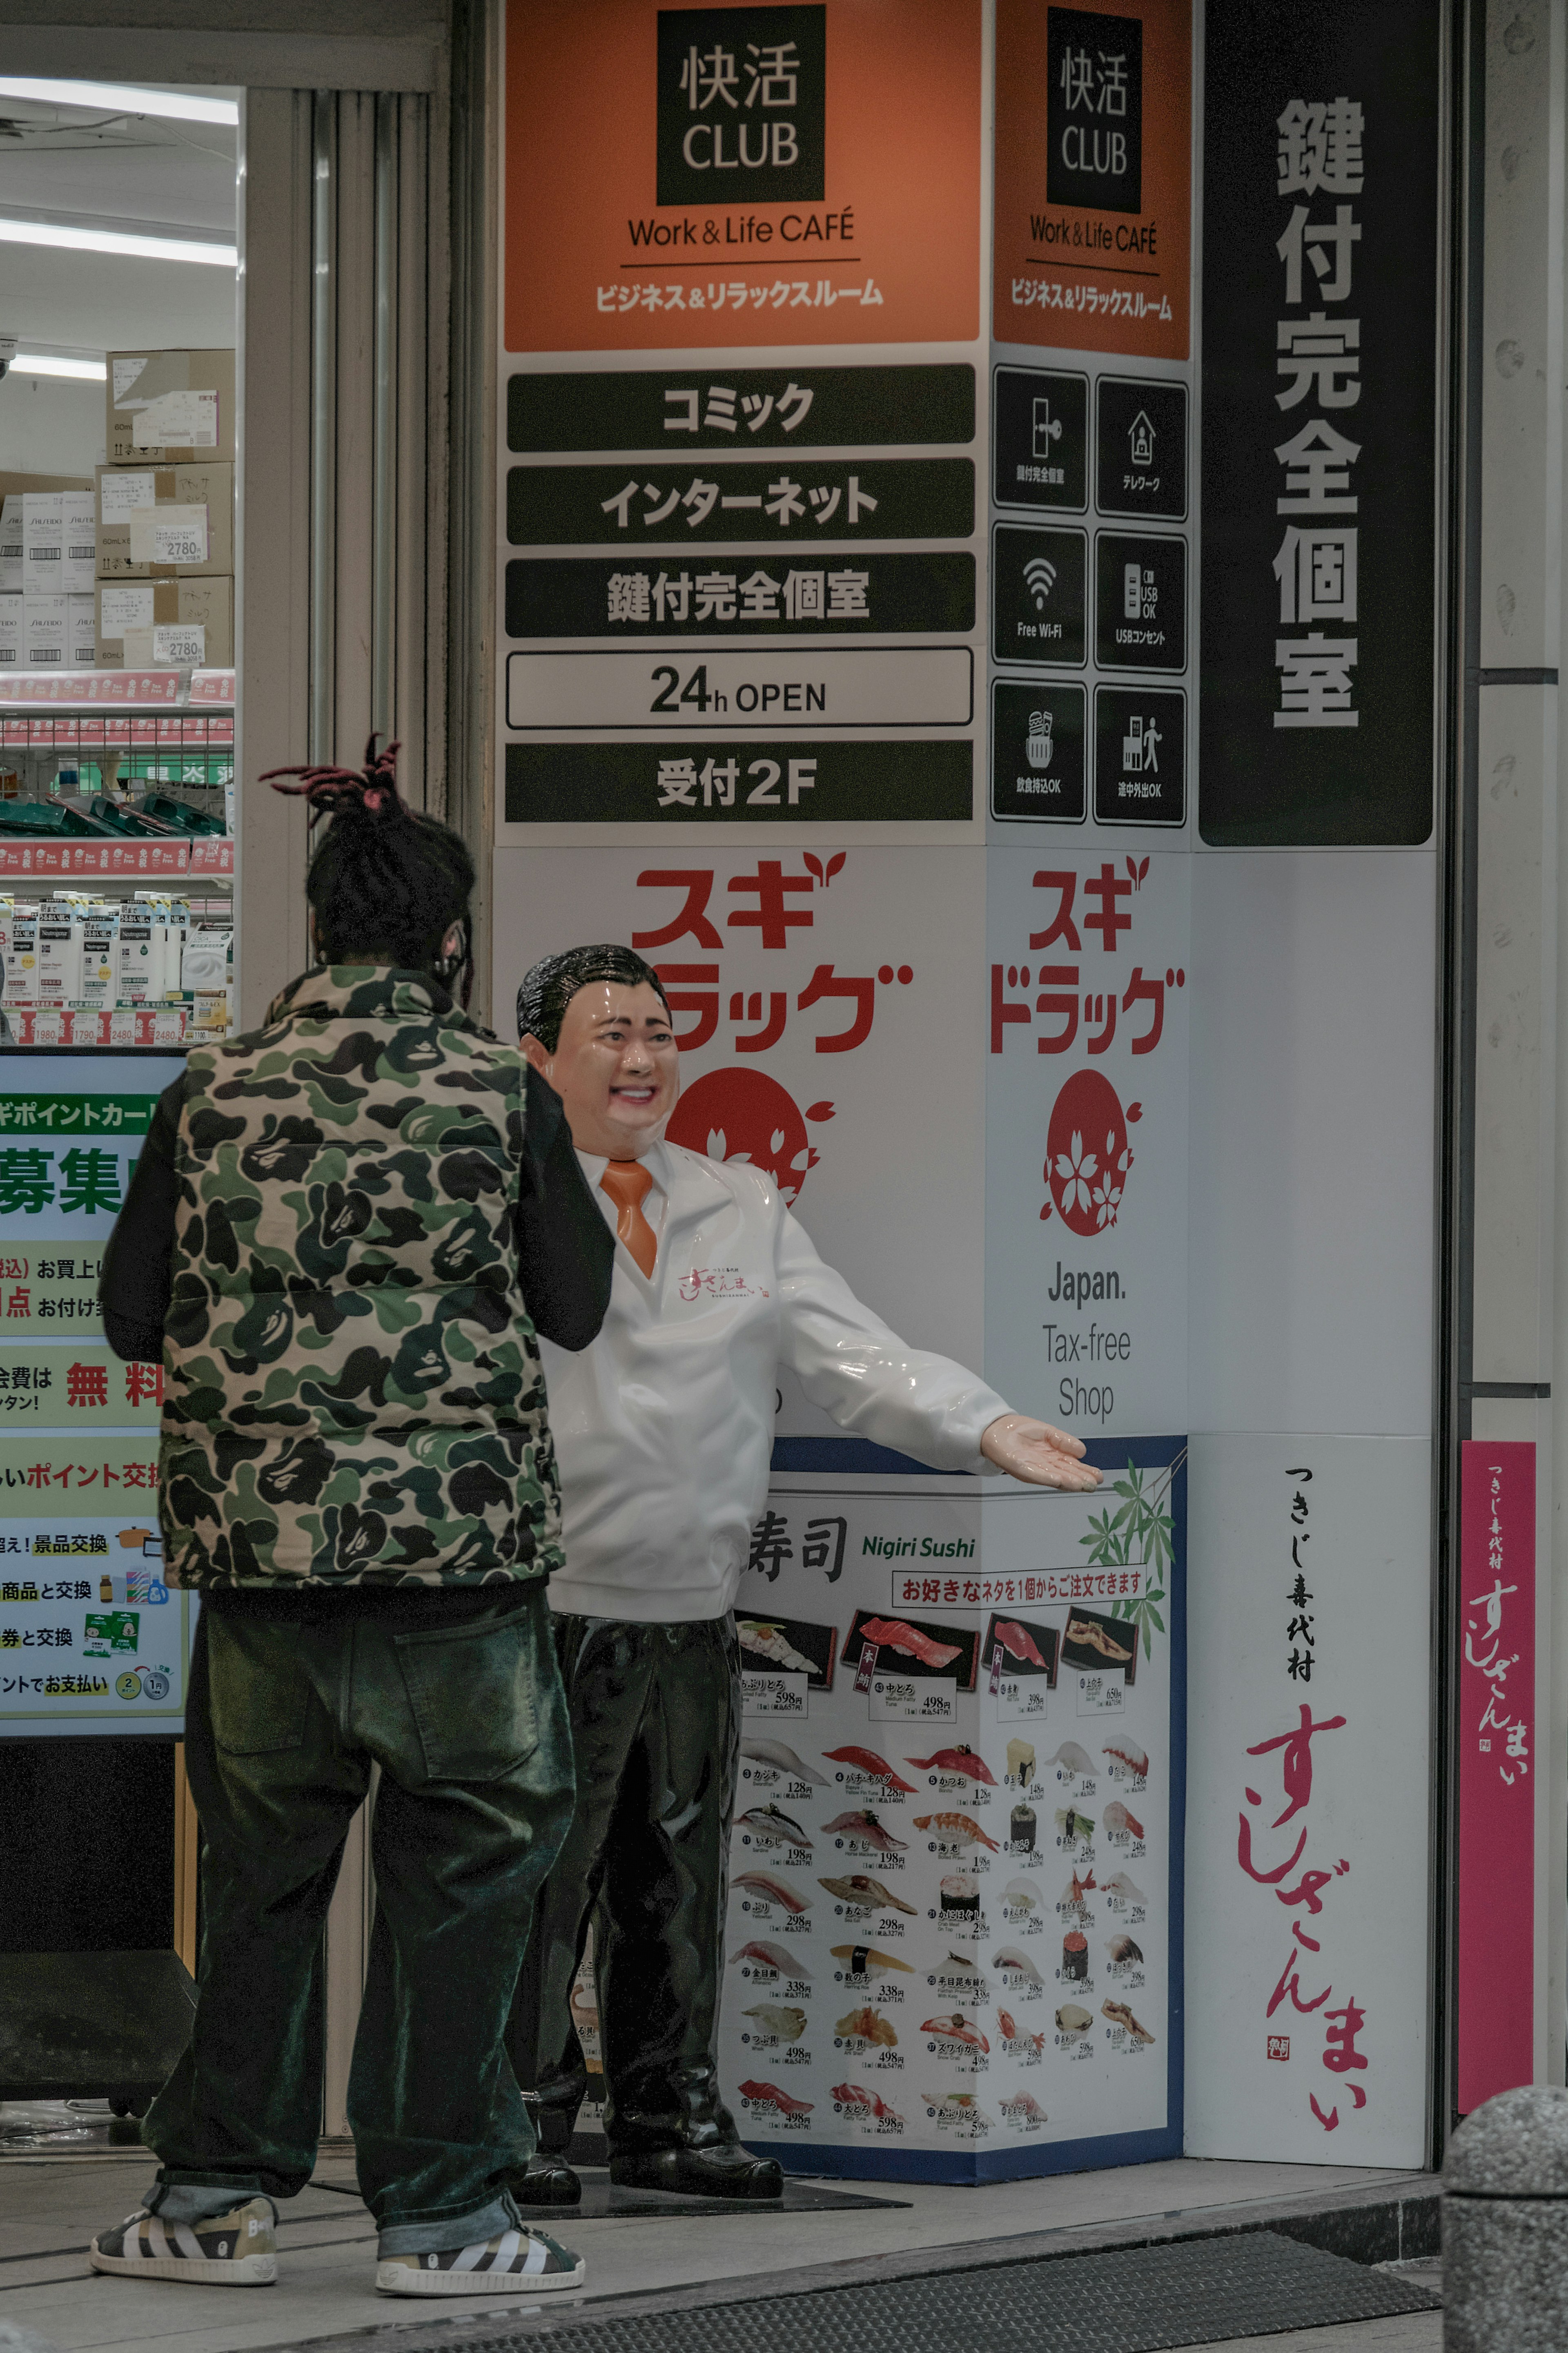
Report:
1199,1,1439,845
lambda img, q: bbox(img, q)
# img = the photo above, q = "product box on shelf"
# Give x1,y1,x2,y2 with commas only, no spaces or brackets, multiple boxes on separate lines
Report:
96,576,233,670
67,595,95,669
106,351,236,466
36,919,83,1002
21,492,98,594
22,597,67,669
2,917,36,1005
0,474,93,595
0,597,19,669
96,462,234,578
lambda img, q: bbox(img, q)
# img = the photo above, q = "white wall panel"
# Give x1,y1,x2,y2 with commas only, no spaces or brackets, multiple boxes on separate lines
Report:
1187,852,1437,1439
1473,682,1557,1383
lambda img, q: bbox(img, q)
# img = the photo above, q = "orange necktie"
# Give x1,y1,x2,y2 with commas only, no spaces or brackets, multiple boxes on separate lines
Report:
600,1160,657,1278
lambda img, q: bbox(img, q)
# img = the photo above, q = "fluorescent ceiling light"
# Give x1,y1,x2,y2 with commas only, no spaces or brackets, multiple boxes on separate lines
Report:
11,352,106,380
0,78,237,126
0,216,235,266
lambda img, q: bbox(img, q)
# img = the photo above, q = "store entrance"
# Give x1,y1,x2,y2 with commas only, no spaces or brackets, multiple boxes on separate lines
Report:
0,73,239,2153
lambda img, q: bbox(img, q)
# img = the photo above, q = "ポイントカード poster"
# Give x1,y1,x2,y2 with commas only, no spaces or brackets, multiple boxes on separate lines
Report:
0,1053,188,1737
992,0,1193,361
1198,0,1439,844
505,0,982,353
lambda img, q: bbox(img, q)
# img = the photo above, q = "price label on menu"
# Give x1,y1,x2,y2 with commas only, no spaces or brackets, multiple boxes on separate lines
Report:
1076,1673,1125,1716
996,1673,1049,1722
869,1673,956,1723
742,1670,808,1717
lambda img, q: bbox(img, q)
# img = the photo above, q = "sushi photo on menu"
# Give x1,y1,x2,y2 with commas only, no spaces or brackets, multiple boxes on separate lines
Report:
982,1612,1060,1685
844,1610,982,1688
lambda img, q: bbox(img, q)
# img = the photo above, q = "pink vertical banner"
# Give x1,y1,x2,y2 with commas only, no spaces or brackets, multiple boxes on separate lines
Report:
1457,1440,1536,2113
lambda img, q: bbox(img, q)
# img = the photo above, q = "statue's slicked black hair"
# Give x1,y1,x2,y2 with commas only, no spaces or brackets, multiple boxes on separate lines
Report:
263,738,476,1002
517,944,671,1051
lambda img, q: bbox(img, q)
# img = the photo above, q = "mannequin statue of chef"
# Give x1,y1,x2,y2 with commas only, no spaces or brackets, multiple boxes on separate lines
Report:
505,943,1100,2204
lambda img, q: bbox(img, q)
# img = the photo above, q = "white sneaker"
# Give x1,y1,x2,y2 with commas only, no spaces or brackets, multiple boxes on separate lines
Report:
89,2197,277,2286
376,2226,585,2297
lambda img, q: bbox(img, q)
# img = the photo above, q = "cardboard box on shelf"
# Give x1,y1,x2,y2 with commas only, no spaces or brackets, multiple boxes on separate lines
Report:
96,462,234,578
96,576,233,669
106,351,235,466
0,596,20,669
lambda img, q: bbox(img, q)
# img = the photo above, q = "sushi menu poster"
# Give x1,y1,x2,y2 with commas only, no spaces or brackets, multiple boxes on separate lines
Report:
723,1455,1183,2181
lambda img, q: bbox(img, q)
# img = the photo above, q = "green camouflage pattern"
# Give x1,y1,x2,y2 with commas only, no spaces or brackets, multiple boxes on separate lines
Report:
159,966,560,1590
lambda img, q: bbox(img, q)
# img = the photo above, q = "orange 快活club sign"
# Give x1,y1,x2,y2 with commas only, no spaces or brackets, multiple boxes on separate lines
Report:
993,0,1192,360
504,0,982,355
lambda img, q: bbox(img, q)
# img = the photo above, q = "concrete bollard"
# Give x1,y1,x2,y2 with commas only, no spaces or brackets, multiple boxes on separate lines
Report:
1444,2083,1568,2349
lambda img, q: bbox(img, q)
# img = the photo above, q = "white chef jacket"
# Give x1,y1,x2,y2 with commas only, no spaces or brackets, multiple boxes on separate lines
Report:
538,1137,1011,1622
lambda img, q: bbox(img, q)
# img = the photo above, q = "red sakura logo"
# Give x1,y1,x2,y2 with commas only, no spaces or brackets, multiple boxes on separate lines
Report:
666,1068,835,1206
1039,1069,1141,1236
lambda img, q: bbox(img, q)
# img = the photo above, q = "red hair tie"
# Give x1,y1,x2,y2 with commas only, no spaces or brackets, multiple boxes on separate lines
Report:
261,734,404,826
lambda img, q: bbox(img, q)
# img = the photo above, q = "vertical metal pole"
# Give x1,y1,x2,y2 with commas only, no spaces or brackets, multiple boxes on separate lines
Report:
310,92,337,766
372,93,399,745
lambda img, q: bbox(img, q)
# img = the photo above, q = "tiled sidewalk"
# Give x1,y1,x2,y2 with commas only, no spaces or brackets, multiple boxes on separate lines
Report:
0,2146,1435,2353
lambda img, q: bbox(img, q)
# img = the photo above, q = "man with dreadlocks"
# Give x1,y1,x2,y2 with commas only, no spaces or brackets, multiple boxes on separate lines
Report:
85,744,612,2300
503,945,1102,2205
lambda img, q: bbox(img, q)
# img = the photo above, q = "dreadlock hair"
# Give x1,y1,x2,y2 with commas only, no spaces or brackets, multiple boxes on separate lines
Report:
516,943,671,1052
262,737,477,1006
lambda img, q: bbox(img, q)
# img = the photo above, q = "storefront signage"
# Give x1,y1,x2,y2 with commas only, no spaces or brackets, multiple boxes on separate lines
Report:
1198,0,1439,844
992,0,1193,361
504,0,982,353
1457,1441,1536,2113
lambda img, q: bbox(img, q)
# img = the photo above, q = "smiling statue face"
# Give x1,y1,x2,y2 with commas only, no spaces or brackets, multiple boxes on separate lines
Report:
521,980,679,1161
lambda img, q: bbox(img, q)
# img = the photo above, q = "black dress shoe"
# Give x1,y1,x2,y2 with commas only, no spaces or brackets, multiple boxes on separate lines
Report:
609,2144,784,2200
512,2149,582,2206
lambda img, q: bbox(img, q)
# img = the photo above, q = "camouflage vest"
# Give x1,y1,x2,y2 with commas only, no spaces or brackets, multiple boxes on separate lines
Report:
158,966,561,1590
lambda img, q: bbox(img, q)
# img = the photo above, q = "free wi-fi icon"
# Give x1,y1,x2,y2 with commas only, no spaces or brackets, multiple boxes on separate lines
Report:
1024,556,1057,611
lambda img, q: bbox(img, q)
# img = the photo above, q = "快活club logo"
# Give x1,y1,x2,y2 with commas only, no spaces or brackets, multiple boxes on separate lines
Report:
657,6,827,206
666,1066,834,1204
1045,7,1143,215
1040,1067,1140,1235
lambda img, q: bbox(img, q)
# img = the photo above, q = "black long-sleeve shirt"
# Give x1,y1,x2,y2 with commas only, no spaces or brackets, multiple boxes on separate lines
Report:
101,1062,613,1365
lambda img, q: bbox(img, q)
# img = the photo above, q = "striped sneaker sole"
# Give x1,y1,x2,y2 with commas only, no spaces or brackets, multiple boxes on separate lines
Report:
376,2230,586,2297
89,2210,276,2287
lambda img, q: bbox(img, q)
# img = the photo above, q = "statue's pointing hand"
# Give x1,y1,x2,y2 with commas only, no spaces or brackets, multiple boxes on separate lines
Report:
980,1414,1103,1492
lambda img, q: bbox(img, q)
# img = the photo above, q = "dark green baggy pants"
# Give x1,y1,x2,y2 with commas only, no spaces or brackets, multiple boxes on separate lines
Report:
505,1614,740,2159
144,1586,574,2246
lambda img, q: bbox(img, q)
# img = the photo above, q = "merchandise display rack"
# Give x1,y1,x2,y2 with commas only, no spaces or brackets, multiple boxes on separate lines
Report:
0,667,234,1049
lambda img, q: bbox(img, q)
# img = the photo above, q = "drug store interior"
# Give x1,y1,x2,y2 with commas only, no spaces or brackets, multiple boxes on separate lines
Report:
0,37,461,2226
0,69,242,2119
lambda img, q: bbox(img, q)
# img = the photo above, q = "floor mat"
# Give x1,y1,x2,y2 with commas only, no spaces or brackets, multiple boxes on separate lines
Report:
284,2226,1442,2353
307,2168,909,2222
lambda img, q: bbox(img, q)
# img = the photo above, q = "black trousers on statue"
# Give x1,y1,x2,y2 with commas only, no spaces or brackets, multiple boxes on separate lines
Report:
505,1613,741,2160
